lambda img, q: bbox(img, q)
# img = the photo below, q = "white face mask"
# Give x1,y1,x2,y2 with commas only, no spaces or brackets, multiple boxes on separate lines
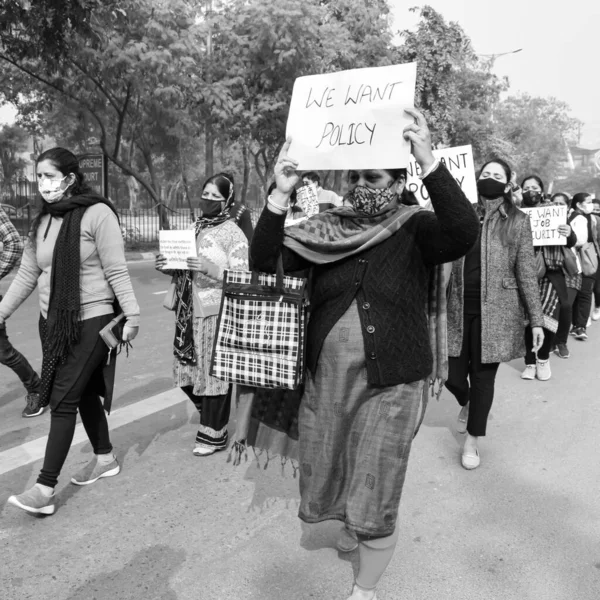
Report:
39,176,68,203
580,203,594,215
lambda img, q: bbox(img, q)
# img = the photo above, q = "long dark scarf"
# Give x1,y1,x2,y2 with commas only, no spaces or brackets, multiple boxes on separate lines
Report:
39,192,118,406
173,204,233,365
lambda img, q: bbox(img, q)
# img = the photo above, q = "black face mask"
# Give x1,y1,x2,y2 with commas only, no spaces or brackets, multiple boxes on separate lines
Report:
198,199,222,217
522,191,542,207
477,178,506,200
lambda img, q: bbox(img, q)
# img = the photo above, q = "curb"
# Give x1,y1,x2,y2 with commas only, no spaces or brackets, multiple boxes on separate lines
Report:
125,251,156,262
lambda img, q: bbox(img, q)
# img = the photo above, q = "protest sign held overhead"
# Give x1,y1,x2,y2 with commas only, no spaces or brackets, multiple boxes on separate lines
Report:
406,145,477,204
520,205,568,246
286,63,417,170
159,230,197,270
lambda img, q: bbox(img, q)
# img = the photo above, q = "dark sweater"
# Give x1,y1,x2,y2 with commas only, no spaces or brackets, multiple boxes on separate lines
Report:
251,163,479,386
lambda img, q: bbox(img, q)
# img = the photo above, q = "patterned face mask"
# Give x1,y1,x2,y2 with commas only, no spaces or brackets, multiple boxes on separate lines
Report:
344,185,396,215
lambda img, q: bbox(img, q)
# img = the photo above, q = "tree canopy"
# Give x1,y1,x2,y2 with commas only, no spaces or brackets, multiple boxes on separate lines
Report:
0,1,582,213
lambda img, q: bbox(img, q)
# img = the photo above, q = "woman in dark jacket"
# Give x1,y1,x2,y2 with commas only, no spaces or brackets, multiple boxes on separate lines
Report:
251,109,478,600
445,160,544,471
520,176,577,374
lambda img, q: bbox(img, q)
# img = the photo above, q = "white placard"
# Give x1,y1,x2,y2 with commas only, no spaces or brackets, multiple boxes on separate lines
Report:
520,205,568,246
159,229,197,269
406,145,478,204
296,184,319,217
286,63,417,170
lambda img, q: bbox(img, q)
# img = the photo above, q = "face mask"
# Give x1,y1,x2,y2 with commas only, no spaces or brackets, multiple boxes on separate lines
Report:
199,199,222,218
522,190,543,207
39,176,68,203
580,203,594,215
344,185,396,215
477,178,506,200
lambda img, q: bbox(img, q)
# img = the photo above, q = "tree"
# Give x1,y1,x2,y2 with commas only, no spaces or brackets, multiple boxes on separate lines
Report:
0,0,212,227
0,124,28,200
395,5,506,157
492,94,580,183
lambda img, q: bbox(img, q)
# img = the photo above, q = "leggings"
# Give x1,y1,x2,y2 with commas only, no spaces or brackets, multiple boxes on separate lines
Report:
355,527,400,591
37,315,113,488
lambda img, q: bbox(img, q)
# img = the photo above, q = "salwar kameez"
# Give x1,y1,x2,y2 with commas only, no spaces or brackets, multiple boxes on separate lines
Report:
298,302,424,537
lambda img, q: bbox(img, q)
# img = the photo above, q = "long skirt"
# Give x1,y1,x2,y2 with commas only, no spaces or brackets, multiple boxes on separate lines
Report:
298,302,424,537
173,315,229,396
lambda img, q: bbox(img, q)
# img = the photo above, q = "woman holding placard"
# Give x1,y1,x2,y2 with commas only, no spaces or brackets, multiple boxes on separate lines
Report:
156,173,248,456
568,192,599,342
3,147,139,516
250,109,479,600
446,160,544,471
519,175,577,374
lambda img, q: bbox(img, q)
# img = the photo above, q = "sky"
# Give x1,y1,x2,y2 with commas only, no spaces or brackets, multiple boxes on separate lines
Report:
2,1,599,147
390,0,600,147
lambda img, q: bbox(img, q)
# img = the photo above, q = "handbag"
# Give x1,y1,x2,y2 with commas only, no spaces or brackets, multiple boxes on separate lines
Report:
210,256,308,390
162,274,178,310
578,242,598,277
561,247,580,277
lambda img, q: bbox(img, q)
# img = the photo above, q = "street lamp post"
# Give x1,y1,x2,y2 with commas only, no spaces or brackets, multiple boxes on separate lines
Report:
479,48,523,69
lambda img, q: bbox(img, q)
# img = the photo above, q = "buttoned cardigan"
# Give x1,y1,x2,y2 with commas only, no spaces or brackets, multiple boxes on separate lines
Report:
251,163,479,386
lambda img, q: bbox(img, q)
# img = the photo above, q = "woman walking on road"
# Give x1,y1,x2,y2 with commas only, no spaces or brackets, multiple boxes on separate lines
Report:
519,176,577,376
156,173,248,456
250,109,479,600
445,159,544,470
568,192,599,341
3,148,140,516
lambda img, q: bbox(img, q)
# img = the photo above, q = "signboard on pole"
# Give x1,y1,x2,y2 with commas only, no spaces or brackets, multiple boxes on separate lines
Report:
286,63,417,170
406,145,478,204
520,205,568,246
79,154,108,197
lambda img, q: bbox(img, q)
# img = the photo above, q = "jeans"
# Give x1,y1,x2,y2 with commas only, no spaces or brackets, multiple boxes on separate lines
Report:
446,313,500,437
0,324,40,394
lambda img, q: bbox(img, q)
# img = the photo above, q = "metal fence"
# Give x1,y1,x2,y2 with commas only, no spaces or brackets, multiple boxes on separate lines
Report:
1,203,263,249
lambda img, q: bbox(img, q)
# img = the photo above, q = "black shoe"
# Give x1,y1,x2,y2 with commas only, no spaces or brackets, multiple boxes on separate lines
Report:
22,393,45,418
554,343,570,359
574,327,588,341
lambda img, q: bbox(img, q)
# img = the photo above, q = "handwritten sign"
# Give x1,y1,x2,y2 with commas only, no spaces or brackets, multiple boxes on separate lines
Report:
296,184,319,217
520,205,567,246
286,63,417,170
159,229,197,269
406,145,477,204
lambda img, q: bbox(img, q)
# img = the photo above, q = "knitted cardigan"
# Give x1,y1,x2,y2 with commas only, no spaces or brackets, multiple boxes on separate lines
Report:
251,163,479,386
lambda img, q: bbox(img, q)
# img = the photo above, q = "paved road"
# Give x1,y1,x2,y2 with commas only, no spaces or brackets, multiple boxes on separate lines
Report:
0,262,599,600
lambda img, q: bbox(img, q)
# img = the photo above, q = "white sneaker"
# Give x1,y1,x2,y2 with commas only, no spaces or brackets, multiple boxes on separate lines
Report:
593,308,600,321
461,447,480,470
521,365,536,380
347,585,377,600
536,359,551,381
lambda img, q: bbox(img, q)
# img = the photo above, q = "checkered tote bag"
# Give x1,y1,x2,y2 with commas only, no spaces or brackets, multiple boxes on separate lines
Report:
210,258,308,389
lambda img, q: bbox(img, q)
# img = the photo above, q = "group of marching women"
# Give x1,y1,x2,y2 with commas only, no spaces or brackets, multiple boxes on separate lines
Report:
2,112,597,600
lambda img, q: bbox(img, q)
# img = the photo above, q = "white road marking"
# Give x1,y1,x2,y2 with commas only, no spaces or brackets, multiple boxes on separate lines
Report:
152,290,168,295
0,388,187,477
